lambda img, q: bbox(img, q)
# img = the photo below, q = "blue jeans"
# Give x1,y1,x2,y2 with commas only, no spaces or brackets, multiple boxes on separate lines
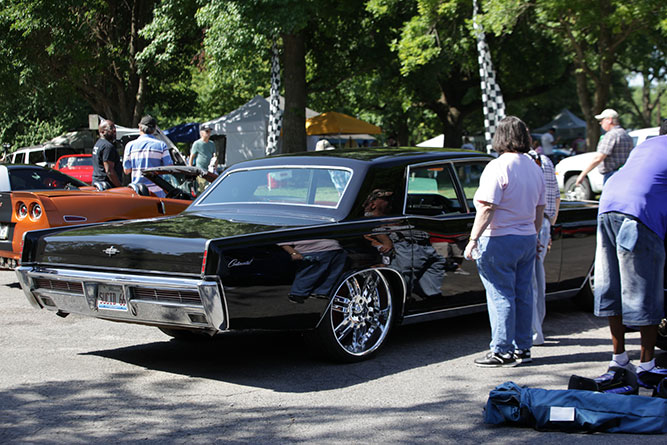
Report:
476,234,537,354
290,249,347,298
532,217,551,343
594,212,665,325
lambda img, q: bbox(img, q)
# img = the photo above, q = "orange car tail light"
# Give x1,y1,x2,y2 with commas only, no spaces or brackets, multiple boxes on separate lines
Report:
30,203,42,220
16,202,28,220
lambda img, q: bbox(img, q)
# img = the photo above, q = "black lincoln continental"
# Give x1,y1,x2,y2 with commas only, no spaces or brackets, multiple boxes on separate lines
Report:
16,148,599,361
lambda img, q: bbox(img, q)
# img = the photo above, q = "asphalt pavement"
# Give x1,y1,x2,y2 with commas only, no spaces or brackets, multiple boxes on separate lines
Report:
1,269,665,443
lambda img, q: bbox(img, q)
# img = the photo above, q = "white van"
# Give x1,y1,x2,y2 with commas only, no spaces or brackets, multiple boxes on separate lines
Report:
8,145,82,167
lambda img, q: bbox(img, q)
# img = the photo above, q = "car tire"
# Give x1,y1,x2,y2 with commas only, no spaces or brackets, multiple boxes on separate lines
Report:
313,269,394,362
564,175,593,200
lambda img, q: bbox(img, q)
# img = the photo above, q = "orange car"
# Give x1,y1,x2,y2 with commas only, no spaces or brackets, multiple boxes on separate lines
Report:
0,164,214,268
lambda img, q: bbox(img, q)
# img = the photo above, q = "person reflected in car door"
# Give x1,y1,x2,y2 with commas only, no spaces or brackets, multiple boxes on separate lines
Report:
279,240,347,304
363,188,446,300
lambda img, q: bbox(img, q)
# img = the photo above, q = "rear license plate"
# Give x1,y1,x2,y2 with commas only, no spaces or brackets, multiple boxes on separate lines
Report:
97,285,127,311
0,224,8,240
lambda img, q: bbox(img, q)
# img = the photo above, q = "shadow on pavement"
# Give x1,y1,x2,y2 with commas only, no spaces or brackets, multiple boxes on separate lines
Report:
79,299,624,392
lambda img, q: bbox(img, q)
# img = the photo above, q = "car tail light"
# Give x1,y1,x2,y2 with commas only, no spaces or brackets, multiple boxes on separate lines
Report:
30,203,42,220
16,202,28,220
201,249,208,275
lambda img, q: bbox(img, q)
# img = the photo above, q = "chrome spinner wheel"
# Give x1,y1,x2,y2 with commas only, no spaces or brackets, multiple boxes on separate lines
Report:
320,269,394,361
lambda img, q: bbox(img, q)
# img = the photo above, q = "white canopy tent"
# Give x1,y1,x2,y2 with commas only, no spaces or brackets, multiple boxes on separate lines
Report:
417,134,445,148
203,95,319,166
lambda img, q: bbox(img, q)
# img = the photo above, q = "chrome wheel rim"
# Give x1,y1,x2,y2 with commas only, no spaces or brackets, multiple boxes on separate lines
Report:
566,182,588,200
330,269,393,356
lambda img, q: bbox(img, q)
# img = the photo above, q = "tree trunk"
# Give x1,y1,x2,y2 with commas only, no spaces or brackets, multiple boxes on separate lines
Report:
282,33,307,153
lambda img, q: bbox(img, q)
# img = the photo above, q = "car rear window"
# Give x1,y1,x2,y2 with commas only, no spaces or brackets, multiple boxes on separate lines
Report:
58,156,92,169
197,167,352,208
9,168,88,191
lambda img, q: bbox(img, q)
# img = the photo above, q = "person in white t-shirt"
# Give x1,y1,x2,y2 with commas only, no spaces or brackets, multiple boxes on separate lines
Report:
464,116,546,368
540,127,558,157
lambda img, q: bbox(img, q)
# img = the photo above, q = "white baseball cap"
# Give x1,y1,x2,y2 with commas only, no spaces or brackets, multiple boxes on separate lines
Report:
594,108,618,120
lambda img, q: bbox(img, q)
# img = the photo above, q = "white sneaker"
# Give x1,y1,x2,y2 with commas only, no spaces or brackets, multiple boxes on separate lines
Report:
609,359,636,373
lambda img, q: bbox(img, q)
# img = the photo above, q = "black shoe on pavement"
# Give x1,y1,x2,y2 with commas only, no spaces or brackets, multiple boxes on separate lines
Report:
568,366,638,395
474,351,517,368
637,366,667,389
513,349,532,364
288,294,307,304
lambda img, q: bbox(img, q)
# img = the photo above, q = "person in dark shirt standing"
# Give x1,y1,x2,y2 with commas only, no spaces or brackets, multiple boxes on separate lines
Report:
92,120,122,188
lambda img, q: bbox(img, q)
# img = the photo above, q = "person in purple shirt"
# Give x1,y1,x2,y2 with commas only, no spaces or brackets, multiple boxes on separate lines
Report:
594,133,667,390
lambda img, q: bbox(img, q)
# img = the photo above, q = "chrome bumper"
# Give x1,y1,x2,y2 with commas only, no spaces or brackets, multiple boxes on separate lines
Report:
16,266,228,333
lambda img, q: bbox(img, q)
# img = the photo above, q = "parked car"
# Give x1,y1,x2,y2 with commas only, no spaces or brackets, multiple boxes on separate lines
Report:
555,127,660,200
0,165,214,269
54,154,94,184
16,149,599,362
8,144,82,167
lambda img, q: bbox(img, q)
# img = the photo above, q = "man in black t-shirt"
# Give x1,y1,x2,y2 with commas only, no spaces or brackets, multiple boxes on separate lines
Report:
92,120,122,188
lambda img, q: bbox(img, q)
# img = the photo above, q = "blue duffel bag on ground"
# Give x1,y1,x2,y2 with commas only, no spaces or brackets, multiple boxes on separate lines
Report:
484,381,667,433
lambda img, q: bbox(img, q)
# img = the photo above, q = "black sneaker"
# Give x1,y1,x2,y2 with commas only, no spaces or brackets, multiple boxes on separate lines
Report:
288,294,307,304
513,349,532,364
569,367,638,395
637,366,667,389
474,351,517,368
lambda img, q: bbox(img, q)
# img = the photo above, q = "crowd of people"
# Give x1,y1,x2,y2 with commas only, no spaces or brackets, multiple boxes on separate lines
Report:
464,112,667,394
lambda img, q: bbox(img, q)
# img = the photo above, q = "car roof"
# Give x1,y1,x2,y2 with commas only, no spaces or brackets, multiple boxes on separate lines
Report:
628,127,659,136
2,163,50,170
57,154,91,159
226,147,492,170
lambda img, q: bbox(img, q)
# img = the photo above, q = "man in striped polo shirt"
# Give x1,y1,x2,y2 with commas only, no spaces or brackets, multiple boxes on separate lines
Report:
123,115,173,197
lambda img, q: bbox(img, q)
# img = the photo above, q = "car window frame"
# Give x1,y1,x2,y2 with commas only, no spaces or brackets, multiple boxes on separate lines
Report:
192,164,355,211
449,158,490,213
403,161,465,217
402,157,490,216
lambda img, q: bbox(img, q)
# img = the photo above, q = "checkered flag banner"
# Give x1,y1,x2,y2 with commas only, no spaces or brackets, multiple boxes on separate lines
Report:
266,40,282,156
473,0,506,153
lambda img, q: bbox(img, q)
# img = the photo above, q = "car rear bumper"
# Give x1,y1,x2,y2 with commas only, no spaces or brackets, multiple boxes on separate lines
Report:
16,266,228,333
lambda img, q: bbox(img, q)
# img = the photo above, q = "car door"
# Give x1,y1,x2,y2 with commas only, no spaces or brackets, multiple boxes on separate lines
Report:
401,159,488,316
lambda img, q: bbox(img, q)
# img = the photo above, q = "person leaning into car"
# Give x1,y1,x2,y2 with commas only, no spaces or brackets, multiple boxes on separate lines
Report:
123,115,173,197
92,119,122,189
575,108,633,187
463,116,546,368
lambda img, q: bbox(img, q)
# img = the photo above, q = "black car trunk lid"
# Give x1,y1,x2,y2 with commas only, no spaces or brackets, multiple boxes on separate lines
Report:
31,214,284,275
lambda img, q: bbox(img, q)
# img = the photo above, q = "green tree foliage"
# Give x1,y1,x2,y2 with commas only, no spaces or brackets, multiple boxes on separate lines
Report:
0,0,206,149
617,31,667,128
367,0,572,147
196,0,398,152
482,0,667,149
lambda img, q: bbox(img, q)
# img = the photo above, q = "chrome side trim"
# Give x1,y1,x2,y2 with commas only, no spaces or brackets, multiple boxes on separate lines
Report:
20,262,201,279
401,302,488,324
401,288,580,325
16,266,228,332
